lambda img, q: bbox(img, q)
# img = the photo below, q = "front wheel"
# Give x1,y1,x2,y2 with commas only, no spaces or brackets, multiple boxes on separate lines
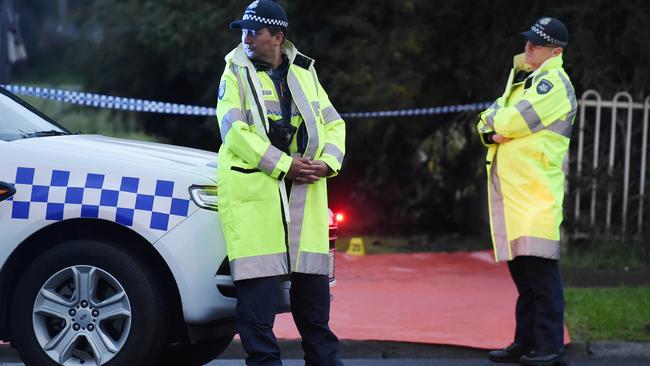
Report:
10,239,169,366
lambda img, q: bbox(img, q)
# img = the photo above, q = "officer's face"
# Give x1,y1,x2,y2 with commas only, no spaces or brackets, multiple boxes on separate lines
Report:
242,27,283,62
524,41,562,70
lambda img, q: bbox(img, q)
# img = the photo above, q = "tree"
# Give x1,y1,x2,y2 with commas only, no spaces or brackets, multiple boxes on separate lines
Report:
75,0,650,242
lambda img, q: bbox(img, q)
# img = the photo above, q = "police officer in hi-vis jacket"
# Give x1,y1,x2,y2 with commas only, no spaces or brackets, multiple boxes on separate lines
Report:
477,17,576,366
216,1,345,365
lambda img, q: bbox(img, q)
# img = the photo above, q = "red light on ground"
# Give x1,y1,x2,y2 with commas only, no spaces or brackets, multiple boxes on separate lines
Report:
335,213,344,223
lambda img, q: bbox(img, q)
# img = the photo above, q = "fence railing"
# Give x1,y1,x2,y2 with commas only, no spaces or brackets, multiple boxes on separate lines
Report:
571,90,650,238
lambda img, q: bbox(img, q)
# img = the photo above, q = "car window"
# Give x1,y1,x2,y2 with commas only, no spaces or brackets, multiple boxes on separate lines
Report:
0,88,70,142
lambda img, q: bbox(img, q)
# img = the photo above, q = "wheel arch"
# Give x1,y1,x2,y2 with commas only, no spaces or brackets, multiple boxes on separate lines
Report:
0,218,186,342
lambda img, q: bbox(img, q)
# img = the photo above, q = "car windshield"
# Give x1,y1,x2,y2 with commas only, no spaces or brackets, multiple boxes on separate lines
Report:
0,87,70,142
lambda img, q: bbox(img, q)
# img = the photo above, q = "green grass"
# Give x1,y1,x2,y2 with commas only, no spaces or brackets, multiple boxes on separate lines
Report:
565,287,650,341
562,239,649,270
562,253,648,270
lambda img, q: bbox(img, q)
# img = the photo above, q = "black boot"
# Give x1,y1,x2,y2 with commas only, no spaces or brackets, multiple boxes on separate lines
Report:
519,349,567,365
488,343,534,363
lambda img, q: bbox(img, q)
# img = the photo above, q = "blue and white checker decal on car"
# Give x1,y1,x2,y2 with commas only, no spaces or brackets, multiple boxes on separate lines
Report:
5,167,191,231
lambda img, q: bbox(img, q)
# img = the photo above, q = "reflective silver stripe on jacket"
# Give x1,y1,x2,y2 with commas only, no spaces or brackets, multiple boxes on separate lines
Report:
485,109,497,129
244,67,272,141
258,145,284,175
515,99,543,132
230,252,289,281
220,108,247,141
311,101,321,117
558,71,577,111
547,118,573,138
484,101,500,129
285,69,323,268
265,100,282,116
322,106,342,125
510,236,560,260
288,70,319,159
288,183,308,269
322,143,344,166
310,68,319,96
296,251,330,275
549,71,578,139
231,65,249,125
489,157,511,261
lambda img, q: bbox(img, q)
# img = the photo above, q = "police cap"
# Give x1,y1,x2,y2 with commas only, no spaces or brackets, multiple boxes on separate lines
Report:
229,0,288,30
521,17,569,47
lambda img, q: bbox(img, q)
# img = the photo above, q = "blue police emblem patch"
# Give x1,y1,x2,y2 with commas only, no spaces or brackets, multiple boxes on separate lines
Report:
536,79,553,95
218,80,226,100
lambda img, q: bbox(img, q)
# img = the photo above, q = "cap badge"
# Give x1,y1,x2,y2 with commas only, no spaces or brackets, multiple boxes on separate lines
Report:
539,17,552,25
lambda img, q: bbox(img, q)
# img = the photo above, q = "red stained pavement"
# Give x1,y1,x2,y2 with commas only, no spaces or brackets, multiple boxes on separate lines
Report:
274,250,570,349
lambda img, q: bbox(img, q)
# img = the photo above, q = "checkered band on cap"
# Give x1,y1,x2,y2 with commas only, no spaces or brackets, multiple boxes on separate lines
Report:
243,13,288,28
531,25,567,47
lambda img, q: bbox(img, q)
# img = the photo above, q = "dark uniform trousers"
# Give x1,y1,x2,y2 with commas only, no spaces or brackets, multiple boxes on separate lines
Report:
507,256,565,352
234,272,344,366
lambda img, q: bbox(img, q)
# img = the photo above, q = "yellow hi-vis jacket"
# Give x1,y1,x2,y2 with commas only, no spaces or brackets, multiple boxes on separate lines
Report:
476,53,576,262
216,41,346,281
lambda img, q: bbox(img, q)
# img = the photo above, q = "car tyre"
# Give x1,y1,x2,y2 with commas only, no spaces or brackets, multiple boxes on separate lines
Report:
10,239,169,366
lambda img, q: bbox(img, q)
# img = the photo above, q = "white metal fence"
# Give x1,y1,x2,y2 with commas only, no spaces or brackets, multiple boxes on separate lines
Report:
572,90,650,238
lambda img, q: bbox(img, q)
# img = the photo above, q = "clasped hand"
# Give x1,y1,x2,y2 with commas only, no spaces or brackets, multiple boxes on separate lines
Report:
492,134,513,144
287,157,330,184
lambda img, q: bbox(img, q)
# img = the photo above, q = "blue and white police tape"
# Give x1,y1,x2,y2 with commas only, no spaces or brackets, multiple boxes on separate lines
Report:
2,84,216,116
340,102,492,118
2,84,490,118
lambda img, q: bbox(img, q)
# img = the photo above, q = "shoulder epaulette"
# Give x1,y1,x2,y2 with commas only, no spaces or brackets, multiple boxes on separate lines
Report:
293,54,314,70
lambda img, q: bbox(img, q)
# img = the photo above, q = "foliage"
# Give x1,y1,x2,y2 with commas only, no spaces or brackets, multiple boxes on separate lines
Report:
563,240,649,270
564,287,650,341
15,0,650,242
13,0,90,83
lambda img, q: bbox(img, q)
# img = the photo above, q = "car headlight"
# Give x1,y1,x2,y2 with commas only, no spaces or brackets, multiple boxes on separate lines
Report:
189,185,218,211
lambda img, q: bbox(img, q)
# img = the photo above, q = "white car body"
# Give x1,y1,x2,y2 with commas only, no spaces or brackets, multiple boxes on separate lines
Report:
0,134,237,322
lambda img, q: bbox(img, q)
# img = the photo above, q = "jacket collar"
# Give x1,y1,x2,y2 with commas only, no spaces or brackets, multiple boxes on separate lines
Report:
225,40,314,70
512,52,563,77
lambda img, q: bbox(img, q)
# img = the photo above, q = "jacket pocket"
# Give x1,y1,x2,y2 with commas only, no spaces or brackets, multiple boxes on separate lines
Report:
231,166,261,174
224,165,276,204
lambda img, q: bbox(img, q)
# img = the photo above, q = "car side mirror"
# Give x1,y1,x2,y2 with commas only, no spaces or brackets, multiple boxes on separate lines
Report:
0,182,16,202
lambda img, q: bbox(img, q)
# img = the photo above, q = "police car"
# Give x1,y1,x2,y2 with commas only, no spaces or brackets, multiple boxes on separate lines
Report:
0,87,338,366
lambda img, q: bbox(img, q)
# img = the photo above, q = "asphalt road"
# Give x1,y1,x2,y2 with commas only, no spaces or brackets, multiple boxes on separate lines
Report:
2,357,650,366
3,340,650,366
209,359,650,366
